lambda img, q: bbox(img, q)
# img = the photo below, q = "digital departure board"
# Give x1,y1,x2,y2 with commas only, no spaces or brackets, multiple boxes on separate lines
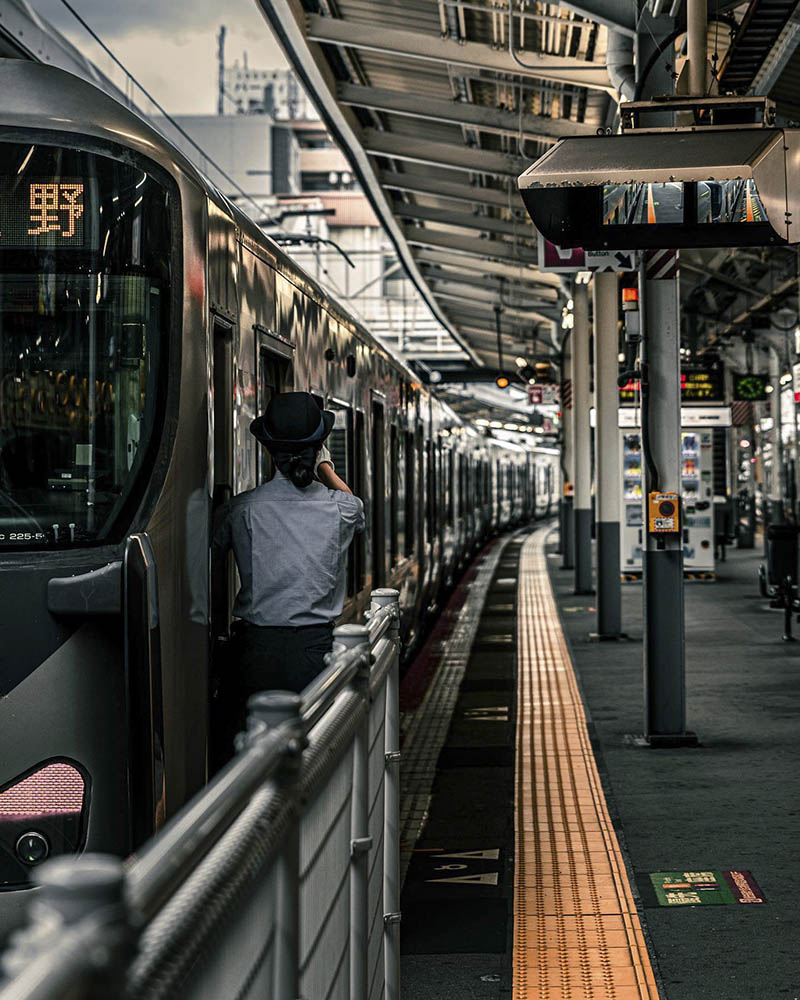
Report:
0,178,85,247
681,367,723,403
619,366,724,404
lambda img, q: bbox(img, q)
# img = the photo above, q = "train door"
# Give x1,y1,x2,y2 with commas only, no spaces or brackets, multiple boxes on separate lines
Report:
210,316,234,644
371,399,386,589
257,340,292,484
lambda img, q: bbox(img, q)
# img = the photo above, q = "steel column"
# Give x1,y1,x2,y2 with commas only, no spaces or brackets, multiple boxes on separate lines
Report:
686,0,708,95
593,273,622,635
641,267,692,743
635,14,695,745
572,282,592,594
561,333,575,568
769,346,784,523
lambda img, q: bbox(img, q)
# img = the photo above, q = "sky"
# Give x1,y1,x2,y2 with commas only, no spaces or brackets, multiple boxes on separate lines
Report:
31,0,289,114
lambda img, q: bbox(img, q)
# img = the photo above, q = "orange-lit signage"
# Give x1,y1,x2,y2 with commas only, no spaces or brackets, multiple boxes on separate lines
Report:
0,179,85,246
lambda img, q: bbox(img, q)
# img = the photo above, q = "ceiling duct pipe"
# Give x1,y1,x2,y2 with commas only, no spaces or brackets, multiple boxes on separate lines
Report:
606,30,636,104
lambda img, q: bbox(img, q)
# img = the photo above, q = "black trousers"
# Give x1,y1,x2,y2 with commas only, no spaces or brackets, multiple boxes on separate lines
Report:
212,622,333,770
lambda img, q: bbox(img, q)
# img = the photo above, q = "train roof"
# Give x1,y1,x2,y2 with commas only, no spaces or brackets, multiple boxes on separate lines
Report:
0,59,420,382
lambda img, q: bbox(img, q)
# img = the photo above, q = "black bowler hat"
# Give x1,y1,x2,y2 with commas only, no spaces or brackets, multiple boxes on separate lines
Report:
250,391,335,449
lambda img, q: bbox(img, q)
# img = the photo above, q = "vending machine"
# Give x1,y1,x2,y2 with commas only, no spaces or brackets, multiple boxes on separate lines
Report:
680,430,715,576
619,427,716,579
620,432,644,577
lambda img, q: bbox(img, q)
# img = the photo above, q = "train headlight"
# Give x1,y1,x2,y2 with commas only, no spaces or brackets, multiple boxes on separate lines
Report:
15,831,50,866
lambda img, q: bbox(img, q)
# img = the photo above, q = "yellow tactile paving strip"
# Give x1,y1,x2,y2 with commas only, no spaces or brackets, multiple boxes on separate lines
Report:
513,531,660,1000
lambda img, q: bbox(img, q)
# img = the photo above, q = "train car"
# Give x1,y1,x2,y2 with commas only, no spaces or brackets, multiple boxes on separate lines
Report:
0,59,558,935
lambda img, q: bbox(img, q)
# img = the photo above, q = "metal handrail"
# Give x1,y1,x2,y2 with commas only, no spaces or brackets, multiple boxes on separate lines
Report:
0,588,402,1000
126,724,290,921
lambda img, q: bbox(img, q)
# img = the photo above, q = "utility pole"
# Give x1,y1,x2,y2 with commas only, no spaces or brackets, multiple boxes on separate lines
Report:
217,25,226,116
638,8,696,745
593,272,622,637
572,280,592,594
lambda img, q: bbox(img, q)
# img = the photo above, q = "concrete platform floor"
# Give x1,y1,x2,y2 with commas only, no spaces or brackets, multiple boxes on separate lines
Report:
549,539,800,1000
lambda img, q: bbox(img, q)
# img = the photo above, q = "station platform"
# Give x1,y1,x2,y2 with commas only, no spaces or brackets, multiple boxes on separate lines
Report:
399,526,799,999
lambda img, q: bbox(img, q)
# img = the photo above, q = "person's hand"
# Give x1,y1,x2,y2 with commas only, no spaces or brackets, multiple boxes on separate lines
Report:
315,444,334,473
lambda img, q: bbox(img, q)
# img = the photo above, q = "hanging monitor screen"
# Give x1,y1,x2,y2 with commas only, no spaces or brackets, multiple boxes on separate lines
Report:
603,180,768,227
0,178,87,247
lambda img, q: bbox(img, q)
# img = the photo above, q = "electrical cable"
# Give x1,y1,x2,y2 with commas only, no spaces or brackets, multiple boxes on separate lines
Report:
637,258,661,493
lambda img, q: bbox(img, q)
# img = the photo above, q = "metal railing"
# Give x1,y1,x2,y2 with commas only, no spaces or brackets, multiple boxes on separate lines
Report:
0,589,401,1000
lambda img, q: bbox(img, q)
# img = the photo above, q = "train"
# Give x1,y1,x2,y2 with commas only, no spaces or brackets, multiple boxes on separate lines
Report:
0,59,559,934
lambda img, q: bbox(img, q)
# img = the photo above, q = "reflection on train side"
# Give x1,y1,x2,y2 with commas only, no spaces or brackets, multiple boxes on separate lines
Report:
603,179,768,226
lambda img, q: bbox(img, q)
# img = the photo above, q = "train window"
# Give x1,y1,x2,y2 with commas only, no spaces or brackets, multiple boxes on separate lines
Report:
372,402,386,589
447,448,455,527
0,142,174,550
258,349,290,484
390,425,398,565
327,402,357,595
404,430,415,556
395,430,406,560
327,406,349,481
425,441,433,546
437,439,445,535
372,400,386,588
354,410,366,592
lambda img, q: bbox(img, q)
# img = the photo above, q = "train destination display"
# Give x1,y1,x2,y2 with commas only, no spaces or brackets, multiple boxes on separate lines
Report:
0,178,85,246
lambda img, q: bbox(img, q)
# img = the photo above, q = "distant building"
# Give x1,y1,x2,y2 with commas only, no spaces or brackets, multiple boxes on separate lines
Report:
223,60,317,122
154,113,301,212
215,58,452,356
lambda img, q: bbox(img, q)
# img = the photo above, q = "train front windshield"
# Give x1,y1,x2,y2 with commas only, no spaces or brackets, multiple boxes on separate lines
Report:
0,141,173,549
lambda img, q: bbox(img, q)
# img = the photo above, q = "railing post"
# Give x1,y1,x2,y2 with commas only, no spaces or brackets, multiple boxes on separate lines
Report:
0,854,131,998
370,588,402,1000
335,623,372,1000
247,691,305,1000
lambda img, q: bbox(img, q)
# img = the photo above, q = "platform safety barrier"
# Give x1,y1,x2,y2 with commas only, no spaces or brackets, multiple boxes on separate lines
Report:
0,588,402,1000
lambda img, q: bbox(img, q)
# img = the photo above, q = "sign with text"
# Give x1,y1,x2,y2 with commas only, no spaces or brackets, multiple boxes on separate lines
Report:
650,870,765,906
619,366,723,405
538,234,635,273
0,178,86,247
619,406,732,428
528,384,559,406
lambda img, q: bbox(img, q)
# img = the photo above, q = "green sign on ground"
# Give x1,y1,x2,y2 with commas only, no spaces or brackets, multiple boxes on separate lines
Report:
650,870,765,906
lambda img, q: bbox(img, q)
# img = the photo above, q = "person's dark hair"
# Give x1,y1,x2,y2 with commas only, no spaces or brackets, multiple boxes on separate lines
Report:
270,444,319,488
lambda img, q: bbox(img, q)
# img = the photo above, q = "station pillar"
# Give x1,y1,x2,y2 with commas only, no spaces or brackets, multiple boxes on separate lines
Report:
641,263,694,744
561,335,575,569
769,346,784,524
572,282,592,594
593,273,622,637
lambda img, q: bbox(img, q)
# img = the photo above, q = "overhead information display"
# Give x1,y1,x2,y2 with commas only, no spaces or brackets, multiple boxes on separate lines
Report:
619,366,723,405
681,367,723,402
0,178,86,247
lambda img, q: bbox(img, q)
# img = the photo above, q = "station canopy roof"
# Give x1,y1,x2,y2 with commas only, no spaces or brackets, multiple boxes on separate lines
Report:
258,0,626,368
258,0,800,386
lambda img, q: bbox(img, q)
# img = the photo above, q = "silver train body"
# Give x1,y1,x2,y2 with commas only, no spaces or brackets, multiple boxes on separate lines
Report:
0,61,558,934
